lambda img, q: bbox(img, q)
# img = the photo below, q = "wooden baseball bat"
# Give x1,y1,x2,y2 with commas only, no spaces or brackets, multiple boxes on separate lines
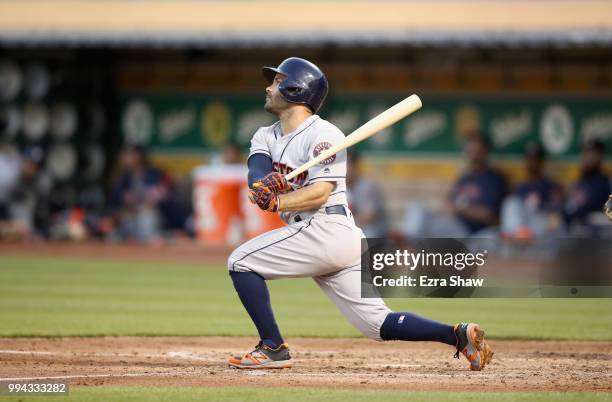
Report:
285,94,422,181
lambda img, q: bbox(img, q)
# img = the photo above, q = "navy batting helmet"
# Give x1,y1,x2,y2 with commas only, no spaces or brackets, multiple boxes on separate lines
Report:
262,57,328,113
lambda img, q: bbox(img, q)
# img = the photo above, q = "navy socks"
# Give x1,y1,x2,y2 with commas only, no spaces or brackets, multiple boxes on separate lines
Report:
229,271,284,348
380,312,457,346
230,272,456,349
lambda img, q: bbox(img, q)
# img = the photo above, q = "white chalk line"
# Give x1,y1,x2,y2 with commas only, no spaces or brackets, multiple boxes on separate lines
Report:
0,349,216,361
0,371,197,382
0,350,54,355
0,350,218,382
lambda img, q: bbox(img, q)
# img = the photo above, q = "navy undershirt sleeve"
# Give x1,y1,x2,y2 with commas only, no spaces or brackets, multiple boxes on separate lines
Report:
247,153,273,189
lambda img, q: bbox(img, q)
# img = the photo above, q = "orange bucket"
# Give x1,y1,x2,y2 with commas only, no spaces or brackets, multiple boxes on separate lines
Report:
193,165,244,245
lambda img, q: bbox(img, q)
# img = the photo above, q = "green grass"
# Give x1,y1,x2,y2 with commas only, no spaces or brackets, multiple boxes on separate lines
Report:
3,387,611,402
0,255,611,340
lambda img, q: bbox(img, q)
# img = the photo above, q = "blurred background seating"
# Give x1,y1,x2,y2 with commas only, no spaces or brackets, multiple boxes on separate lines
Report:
0,0,610,247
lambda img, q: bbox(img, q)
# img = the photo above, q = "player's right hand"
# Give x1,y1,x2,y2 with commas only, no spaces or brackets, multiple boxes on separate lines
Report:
253,172,291,194
248,186,279,212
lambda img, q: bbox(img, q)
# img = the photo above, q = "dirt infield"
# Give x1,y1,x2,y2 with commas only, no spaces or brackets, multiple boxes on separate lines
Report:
1,337,610,392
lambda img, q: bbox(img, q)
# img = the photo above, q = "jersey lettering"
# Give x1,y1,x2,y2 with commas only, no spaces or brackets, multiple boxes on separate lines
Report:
272,161,308,187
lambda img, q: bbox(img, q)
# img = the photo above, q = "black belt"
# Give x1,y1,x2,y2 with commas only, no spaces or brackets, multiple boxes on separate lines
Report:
325,205,347,216
294,205,346,223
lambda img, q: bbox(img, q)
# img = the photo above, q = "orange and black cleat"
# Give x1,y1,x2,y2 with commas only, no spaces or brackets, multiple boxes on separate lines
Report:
454,323,494,371
229,341,292,369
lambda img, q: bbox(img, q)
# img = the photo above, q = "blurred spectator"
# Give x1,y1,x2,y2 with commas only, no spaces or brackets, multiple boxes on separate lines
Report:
9,146,53,238
210,142,244,165
564,139,611,230
501,143,564,240
110,145,186,243
0,136,22,238
222,142,244,165
0,139,20,218
346,151,388,238
404,132,507,237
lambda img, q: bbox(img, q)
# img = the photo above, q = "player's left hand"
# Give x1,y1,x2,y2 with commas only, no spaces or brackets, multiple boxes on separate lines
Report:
253,172,291,194
248,186,279,212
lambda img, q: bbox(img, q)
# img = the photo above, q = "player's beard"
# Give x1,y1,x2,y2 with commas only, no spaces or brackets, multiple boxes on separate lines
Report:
264,92,290,115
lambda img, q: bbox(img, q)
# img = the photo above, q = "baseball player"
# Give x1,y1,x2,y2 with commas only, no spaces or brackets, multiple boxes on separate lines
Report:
228,57,493,370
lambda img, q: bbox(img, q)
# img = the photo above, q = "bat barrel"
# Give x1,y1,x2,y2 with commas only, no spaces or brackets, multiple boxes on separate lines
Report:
285,94,422,181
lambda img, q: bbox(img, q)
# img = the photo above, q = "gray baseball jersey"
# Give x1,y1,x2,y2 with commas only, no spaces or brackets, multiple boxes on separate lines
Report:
229,114,391,341
248,115,348,224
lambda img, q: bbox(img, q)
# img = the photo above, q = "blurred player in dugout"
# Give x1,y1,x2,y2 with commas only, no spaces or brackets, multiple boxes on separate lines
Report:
109,145,188,243
0,139,52,239
403,132,507,238
564,139,611,235
405,133,610,241
502,139,611,240
500,142,565,241
346,151,389,238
